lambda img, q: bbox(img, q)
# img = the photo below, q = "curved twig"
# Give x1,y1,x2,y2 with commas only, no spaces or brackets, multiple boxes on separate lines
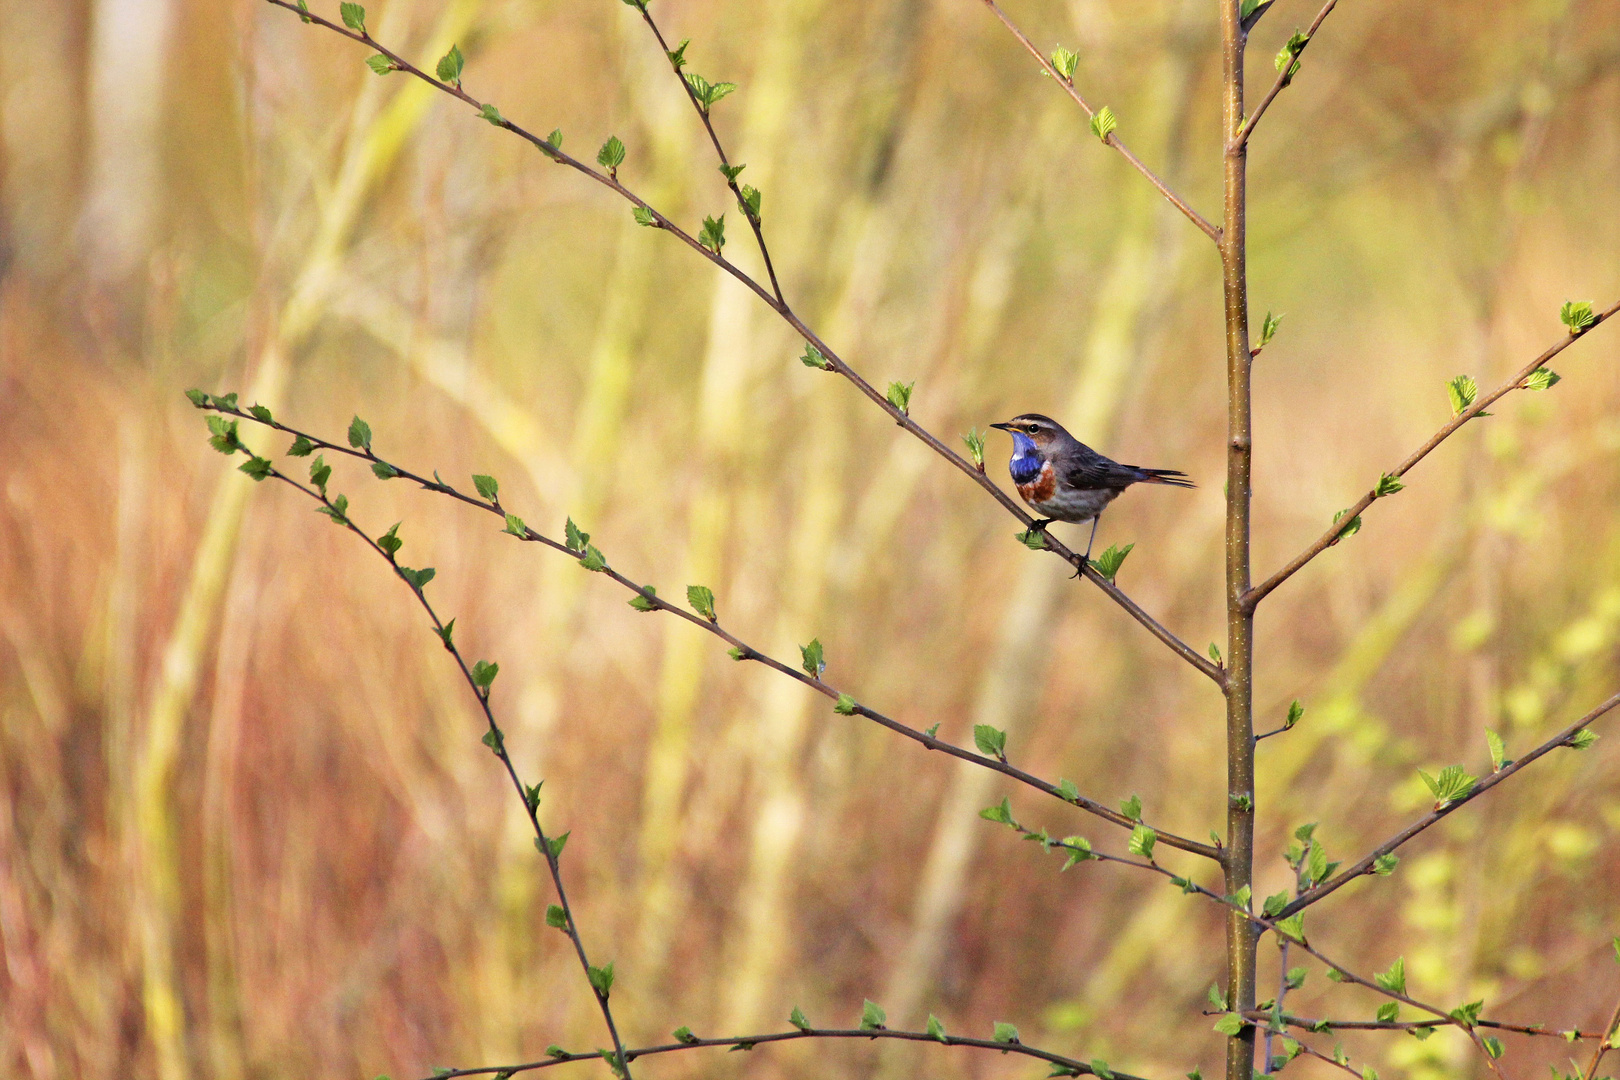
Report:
1229,0,1340,153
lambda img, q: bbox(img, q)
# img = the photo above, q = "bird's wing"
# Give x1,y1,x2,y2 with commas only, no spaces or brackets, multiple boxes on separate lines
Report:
1059,444,1145,491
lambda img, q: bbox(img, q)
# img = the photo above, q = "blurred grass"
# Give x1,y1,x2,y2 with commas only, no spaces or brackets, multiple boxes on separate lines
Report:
0,0,1618,1078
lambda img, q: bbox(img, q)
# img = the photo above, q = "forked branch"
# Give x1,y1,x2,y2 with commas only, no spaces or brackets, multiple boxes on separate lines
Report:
1229,0,1340,152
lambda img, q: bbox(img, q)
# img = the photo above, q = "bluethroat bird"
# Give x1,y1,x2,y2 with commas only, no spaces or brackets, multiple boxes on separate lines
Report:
991,413,1194,563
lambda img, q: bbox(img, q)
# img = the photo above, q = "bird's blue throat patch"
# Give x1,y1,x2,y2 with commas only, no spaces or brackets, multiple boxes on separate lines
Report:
1008,432,1043,484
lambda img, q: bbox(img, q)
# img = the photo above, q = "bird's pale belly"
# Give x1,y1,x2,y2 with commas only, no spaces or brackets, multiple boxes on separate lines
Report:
1018,478,1120,524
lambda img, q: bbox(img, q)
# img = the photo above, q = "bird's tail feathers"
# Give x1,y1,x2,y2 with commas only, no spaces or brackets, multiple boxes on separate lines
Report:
1137,467,1195,488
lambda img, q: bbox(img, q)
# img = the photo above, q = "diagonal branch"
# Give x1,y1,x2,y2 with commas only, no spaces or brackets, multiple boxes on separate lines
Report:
1582,992,1620,1080
1262,1011,1609,1041
225,459,638,1076
426,1023,1151,1080
262,0,1225,689
976,0,1221,242
196,400,1224,860
1229,0,1339,153
1279,690,1620,917
1245,300,1620,611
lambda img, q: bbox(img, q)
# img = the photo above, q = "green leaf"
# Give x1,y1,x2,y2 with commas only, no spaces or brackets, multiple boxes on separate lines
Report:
1274,30,1308,82
399,566,436,590
503,513,527,537
673,1025,698,1044
1482,1036,1504,1059
1049,46,1078,81
1188,1069,1204,1080
295,0,311,22
377,522,403,556
1486,729,1507,771
718,162,745,181
1120,794,1142,821
1449,1000,1484,1027
1227,885,1251,910
1374,473,1404,497
339,2,366,32
579,545,607,572
1016,528,1048,550
789,1006,810,1031
885,381,914,415
1362,1069,1379,1080
546,1045,567,1059
1524,367,1561,390
1093,543,1134,583
926,1014,947,1041
288,435,315,456
1230,792,1252,811
1416,764,1476,805
834,693,857,716
633,206,657,227
1091,1062,1113,1080
1447,374,1480,415
370,460,397,480
596,135,626,173
1560,300,1597,333
206,415,241,454
247,404,273,423
1262,891,1288,917
1285,700,1304,729
860,999,886,1031
1208,984,1228,1010
1060,836,1094,869
238,455,273,481
1257,311,1283,350
216,392,240,410
1377,1002,1400,1022
628,586,658,612
347,415,372,451
436,619,455,648
739,185,761,221
1286,966,1307,990
1408,1024,1433,1041
564,518,590,552
472,660,499,690
480,103,504,126
993,1021,1020,1045
686,585,716,620
546,128,562,150
545,831,570,858
923,722,940,739
480,726,504,754
1332,508,1362,539
1089,105,1117,141
699,214,726,254
973,724,1007,759
317,493,349,525
979,797,1014,826
472,474,499,500
799,638,825,678
1056,778,1080,801
1305,840,1328,885
962,427,986,468
666,39,690,69
435,43,464,83
365,54,394,75
587,962,614,997
1214,1013,1245,1036
800,343,831,369
524,782,541,811
1209,642,1222,664
1569,728,1599,750
727,646,746,661
1128,824,1157,859
1275,913,1305,941
1372,853,1399,875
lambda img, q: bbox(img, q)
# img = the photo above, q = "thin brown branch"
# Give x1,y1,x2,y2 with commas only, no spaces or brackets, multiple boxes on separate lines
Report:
1229,0,1340,152
1245,299,1620,611
1280,691,1620,917
1257,1011,1605,1041
198,401,1223,860
238,461,637,1077
631,5,784,304
1582,994,1620,1080
976,0,1221,242
261,0,1225,689
427,1024,1151,1080
1292,1039,1361,1080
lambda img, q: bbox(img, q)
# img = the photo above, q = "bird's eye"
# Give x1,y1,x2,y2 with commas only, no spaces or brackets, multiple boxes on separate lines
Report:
1026,424,1040,434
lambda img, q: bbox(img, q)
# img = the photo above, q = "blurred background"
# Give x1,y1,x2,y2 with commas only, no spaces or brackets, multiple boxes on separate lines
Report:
2,0,1619,1077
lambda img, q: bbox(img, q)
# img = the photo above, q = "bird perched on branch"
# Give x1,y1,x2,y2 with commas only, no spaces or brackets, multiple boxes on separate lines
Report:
991,413,1193,563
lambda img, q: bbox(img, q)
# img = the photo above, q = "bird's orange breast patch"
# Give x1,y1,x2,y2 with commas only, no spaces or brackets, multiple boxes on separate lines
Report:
1017,461,1057,505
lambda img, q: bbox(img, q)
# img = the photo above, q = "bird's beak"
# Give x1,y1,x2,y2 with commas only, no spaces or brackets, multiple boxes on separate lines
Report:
989,421,1012,431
